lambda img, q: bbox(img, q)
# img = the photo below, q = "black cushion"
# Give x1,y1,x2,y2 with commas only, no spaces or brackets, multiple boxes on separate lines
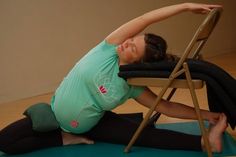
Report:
118,59,236,129
23,102,59,132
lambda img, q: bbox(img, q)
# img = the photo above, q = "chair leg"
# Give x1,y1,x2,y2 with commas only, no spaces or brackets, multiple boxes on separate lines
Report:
147,112,161,127
124,78,173,153
148,88,177,126
183,63,212,157
166,88,177,101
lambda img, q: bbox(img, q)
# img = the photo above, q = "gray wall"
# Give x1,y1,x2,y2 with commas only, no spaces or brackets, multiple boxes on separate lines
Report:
1,0,236,104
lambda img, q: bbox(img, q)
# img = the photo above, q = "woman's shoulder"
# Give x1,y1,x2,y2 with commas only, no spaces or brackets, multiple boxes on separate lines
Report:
89,40,118,54
91,39,117,50
80,39,118,62
104,39,118,47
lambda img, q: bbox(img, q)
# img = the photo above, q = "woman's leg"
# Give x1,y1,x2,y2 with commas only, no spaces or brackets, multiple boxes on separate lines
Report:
85,111,227,152
61,112,145,146
0,117,62,154
15,110,223,152
83,111,202,151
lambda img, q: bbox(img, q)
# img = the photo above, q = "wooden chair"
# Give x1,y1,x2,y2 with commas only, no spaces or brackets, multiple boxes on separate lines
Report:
124,8,222,157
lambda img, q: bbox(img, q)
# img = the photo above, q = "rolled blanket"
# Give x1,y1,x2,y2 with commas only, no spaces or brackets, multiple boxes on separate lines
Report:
23,102,60,132
118,59,236,129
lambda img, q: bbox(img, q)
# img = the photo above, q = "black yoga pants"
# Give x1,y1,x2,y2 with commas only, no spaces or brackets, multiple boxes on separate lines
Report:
0,111,201,154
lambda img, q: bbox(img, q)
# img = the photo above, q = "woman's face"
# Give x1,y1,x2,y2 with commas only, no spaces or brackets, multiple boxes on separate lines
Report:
117,35,145,65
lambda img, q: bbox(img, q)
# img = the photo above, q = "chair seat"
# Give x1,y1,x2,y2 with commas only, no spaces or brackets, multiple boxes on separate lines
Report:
127,78,204,89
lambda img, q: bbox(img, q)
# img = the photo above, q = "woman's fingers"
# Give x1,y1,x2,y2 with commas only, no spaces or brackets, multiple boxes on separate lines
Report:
187,3,222,14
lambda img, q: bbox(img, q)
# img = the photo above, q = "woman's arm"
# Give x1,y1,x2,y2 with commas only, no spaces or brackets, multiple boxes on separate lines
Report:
106,3,222,45
135,88,220,124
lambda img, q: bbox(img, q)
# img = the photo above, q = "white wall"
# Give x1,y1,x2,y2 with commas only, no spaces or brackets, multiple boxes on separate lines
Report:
0,0,235,104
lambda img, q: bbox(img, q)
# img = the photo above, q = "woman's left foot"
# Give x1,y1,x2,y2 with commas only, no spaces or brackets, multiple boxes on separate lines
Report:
62,131,94,145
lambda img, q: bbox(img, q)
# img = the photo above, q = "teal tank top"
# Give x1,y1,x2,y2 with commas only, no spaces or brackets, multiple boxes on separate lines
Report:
51,40,144,134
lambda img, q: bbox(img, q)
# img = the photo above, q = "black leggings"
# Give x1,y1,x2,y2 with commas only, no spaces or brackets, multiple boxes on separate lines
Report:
0,111,201,154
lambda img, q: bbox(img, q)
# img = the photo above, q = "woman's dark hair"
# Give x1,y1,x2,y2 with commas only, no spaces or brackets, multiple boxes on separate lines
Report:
143,33,167,62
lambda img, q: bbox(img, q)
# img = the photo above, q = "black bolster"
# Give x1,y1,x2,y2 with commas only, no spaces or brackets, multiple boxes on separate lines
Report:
118,59,236,129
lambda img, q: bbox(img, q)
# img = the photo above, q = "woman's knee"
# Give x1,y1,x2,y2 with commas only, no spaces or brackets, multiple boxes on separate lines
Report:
0,130,12,154
0,118,33,154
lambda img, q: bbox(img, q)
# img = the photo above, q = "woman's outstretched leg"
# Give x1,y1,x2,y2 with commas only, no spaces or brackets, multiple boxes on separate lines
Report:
83,111,203,151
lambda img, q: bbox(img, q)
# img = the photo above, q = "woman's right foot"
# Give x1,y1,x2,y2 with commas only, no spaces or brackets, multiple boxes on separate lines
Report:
207,113,227,153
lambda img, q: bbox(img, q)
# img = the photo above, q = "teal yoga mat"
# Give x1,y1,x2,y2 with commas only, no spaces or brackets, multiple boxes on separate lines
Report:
1,121,235,157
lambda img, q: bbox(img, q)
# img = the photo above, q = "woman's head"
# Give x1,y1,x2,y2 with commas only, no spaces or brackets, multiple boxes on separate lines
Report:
143,33,167,63
117,33,167,65
117,35,146,65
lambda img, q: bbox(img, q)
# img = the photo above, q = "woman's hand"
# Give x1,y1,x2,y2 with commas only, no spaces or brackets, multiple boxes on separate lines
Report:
203,111,221,125
185,3,222,14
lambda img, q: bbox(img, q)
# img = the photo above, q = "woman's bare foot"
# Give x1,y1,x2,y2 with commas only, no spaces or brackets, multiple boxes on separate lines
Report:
202,113,227,153
62,131,94,145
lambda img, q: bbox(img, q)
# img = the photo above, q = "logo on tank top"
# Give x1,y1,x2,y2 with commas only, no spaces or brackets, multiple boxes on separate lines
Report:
94,72,120,103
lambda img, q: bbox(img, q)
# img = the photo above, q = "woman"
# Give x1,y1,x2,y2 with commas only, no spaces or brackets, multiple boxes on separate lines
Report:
0,2,227,155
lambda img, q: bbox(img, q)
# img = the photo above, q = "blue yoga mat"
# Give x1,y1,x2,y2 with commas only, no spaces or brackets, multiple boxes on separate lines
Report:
1,121,235,157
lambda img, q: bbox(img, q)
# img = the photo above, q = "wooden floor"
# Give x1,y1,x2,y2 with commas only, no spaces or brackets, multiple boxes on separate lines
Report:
0,52,235,139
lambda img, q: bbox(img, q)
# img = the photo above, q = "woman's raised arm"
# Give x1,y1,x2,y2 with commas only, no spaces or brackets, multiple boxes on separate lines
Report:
105,3,222,45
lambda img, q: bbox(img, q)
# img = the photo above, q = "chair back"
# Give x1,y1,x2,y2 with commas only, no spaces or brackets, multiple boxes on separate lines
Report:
171,8,222,75
191,8,222,59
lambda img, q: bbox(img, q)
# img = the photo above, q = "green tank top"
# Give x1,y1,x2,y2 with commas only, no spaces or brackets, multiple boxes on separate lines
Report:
51,40,144,134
